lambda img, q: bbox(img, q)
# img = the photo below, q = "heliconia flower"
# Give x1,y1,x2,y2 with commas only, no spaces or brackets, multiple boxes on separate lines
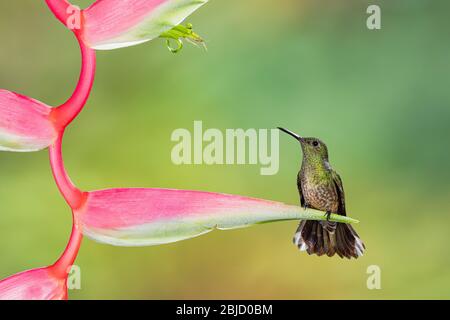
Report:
81,0,209,50
0,37,95,153
45,0,209,51
0,90,57,152
0,268,68,300
0,225,82,300
77,188,359,246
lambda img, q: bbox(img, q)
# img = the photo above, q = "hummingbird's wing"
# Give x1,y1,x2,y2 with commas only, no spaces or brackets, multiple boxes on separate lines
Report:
331,170,346,215
297,174,306,208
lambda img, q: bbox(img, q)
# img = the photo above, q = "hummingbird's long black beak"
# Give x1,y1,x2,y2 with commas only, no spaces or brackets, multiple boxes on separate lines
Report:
277,127,302,141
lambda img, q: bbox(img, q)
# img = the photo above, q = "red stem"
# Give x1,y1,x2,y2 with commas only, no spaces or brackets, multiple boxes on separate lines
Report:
50,219,83,279
49,132,86,209
48,132,85,279
45,0,73,27
51,37,96,130
45,0,93,282
46,1,95,201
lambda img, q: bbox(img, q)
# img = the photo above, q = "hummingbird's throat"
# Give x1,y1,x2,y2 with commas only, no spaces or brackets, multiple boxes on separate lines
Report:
303,153,330,173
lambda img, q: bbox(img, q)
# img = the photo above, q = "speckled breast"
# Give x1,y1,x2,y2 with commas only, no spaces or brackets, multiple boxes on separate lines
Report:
300,174,339,213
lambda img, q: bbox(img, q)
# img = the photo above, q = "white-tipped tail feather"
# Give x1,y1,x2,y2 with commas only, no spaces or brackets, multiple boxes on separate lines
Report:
293,220,365,259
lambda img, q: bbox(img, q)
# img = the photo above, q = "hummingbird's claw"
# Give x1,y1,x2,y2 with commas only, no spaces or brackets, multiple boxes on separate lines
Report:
325,211,331,221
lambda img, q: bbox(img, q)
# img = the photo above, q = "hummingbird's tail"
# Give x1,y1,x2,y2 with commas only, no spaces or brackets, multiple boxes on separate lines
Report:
293,220,365,259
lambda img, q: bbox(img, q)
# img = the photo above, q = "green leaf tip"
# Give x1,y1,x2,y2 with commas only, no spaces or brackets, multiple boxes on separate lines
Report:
160,23,206,53
313,212,360,224
252,208,359,227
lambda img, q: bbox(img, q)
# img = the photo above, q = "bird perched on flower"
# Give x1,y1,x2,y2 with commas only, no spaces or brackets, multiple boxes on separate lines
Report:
279,127,365,259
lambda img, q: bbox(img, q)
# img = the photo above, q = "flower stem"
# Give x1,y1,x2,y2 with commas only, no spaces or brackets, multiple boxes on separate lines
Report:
45,0,89,285
51,37,96,130
45,0,73,27
49,132,86,210
50,219,83,279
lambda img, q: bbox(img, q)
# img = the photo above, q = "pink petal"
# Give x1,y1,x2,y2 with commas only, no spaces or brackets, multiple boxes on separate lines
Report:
76,188,358,246
82,0,209,50
0,90,57,152
0,268,67,300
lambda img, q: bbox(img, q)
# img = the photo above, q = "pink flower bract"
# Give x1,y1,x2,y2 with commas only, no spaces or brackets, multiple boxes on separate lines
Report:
0,268,67,300
0,90,57,152
75,188,357,246
82,0,209,50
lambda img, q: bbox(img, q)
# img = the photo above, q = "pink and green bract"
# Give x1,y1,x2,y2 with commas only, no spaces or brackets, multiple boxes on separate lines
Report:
0,90,56,152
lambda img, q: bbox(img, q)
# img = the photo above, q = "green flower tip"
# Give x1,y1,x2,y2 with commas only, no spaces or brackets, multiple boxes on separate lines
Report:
160,23,206,54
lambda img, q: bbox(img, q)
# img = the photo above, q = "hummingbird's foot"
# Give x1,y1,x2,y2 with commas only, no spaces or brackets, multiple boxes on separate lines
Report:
325,211,331,221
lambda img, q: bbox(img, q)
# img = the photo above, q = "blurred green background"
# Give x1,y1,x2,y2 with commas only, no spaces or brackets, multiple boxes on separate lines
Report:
1,0,450,299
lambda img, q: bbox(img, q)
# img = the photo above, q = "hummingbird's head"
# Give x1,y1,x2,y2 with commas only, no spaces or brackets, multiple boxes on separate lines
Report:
278,127,329,161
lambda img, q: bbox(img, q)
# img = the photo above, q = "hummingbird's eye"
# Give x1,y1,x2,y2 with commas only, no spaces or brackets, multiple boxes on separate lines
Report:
312,141,319,147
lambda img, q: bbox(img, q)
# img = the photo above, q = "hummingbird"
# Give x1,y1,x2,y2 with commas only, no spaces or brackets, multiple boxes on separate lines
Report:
278,127,365,259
